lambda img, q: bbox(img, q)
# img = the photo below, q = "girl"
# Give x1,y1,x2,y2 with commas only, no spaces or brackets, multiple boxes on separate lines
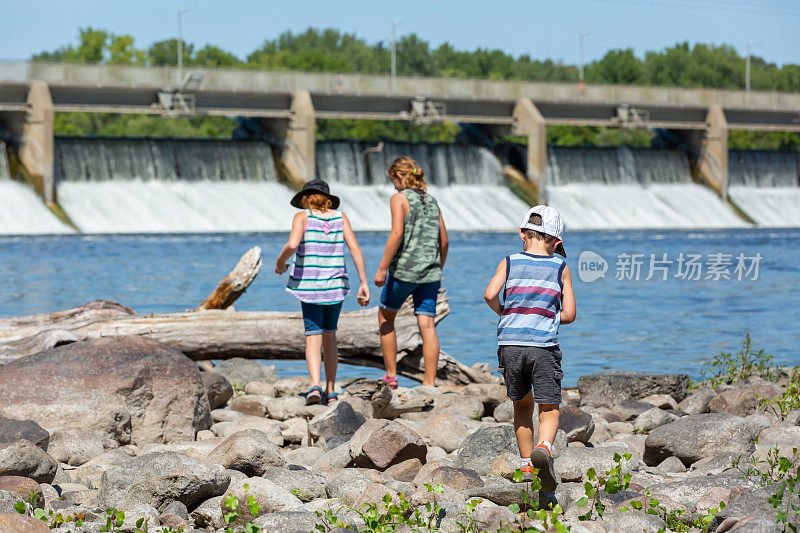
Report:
374,157,448,388
276,179,370,405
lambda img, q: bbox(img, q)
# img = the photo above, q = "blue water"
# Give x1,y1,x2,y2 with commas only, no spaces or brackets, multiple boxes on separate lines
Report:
1,229,798,385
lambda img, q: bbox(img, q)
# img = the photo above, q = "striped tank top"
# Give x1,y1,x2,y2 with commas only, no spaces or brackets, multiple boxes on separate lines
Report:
497,252,566,347
286,210,349,304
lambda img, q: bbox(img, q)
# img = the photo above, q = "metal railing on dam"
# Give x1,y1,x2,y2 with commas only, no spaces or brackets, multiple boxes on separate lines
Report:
1,60,799,131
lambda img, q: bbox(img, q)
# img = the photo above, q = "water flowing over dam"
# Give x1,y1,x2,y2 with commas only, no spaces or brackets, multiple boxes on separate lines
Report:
315,141,527,231
0,141,73,235
727,150,800,227
546,146,747,229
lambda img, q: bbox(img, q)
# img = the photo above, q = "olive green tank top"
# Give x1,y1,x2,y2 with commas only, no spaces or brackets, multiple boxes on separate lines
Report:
389,189,442,283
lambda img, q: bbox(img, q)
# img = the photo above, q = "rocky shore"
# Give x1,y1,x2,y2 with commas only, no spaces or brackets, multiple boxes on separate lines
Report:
0,336,798,532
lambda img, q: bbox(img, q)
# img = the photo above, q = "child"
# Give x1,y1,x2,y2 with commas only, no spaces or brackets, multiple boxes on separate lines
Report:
276,179,370,405
374,157,448,388
483,205,576,491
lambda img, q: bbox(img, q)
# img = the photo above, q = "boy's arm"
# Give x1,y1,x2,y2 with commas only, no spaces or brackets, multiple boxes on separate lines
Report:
560,264,577,324
341,212,370,306
438,210,449,269
275,211,306,274
374,193,406,287
483,259,507,316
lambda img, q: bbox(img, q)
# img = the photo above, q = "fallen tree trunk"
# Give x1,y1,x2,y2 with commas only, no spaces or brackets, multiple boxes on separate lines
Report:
196,246,262,311
0,291,498,386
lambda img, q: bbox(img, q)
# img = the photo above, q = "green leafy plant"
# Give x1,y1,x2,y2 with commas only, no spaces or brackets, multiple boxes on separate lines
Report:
762,367,800,419
502,468,569,532
13,491,86,531
455,497,485,532
221,484,262,533
701,331,777,387
767,448,800,532
230,380,246,398
99,509,125,532
621,491,725,532
576,452,632,521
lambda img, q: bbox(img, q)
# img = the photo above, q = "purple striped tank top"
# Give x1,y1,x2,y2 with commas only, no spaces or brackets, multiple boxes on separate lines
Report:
286,210,349,304
497,252,566,346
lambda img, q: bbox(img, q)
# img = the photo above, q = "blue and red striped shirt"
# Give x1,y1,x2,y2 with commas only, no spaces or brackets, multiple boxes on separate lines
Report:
498,252,566,346
286,210,349,304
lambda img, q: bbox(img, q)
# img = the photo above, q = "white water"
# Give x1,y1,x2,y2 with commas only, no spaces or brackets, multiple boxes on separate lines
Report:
728,186,800,227
0,181,74,234
58,181,298,233
547,183,748,230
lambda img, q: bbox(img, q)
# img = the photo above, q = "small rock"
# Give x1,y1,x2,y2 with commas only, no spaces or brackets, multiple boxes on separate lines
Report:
349,419,427,471
578,371,690,407
211,408,244,423
261,466,327,501
46,428,106,467
322,443,355,469
417,413,477,453
554,445,640,482
601,510,665,532
641,393,679,410
613,401,656,421
229,395,266,417
0,477,43,507
469,499,518,532
0,416,49,451
384,458,423,483
657,456,686,473
0,440,58,483
488,451,520,478
273,376,313,397
607,421,635,435
756,426,800,447
708,383,782,417
463,383,508,414
191,495,224,530
453,425,517,475
560,405,595,443
266,396,327,421
325,469,372,506
281,417,308,445
211,358,278,386
690,452,742,474
201,371,233,410
634,407,678,432
196,430,216,440
678,389,717,415
461,483,526,507
416,465,484,491
283,446,326,468
221,477,305,524
308,401,366,451
159,512,189,530
355,482,398,508
0,512,49,532
0,490,17,514
253,511,319,533
245,381,276,397
206,429,286,476
493,401,514,423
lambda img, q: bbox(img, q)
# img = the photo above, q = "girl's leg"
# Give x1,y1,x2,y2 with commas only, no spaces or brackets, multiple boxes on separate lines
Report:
322,332,338,394
416,314,439,386
378,307,399,377
305,334,323,388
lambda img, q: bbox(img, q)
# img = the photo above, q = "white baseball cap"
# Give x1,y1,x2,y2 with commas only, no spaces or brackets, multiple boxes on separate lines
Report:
519,205,566,257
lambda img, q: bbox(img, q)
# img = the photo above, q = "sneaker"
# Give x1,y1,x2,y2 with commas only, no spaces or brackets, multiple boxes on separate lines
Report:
519,465,539,483
530,444,558,492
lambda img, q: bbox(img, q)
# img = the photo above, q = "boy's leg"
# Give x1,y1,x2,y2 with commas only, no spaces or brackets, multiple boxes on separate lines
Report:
537,403,560,447
531,403,560,492
415,315,439,386
322,332,338,394
512,391,536,459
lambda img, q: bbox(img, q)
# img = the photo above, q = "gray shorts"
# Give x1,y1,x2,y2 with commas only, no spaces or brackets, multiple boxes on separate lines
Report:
497,345,563,404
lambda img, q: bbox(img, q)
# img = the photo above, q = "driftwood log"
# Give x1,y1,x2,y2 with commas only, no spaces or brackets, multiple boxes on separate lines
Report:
196,246,262,310
0,292,498,386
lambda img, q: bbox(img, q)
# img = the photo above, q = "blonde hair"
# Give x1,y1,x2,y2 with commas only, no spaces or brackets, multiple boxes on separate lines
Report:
301,193,332,213
388,156,427,191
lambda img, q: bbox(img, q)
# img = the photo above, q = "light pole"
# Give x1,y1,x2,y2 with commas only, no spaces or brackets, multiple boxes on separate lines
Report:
391,20,402,92
177,7,188,87
746,41,757,104
579,31,591,83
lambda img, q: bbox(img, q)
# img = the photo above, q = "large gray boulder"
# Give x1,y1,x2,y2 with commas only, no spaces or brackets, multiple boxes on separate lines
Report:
349,419,426,471
211,358,278,386
205,429,285,476
46,428,107,467
577,371,690,407
678,389,717,415
308,401,366,451
644,413,760,466
453,425,516,475
708,383,782,417
0,440,58,483
98,452,230,510
0,337,212,445
220,477,304,525
554,445,640,482
0,416,49,451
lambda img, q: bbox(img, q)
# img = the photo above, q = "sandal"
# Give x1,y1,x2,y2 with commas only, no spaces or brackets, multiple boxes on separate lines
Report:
380,375,398,390
324,392,339,405
305,386,323,405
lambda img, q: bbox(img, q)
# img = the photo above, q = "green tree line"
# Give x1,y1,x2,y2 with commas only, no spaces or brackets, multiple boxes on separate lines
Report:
37,27,800,148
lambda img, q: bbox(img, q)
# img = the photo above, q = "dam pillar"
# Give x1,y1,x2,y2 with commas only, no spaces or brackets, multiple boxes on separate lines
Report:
512,98,547,203
689,105,729,200
281,90,315,188
18,81,55,204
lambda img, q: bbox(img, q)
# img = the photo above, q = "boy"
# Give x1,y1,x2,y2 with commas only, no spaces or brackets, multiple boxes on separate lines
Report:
483,205,576,491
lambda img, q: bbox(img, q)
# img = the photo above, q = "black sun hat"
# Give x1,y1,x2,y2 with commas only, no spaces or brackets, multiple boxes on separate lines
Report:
290,179,340,210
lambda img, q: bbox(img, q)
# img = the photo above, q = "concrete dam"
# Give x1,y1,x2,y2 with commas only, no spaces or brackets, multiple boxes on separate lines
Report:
1,137,799,235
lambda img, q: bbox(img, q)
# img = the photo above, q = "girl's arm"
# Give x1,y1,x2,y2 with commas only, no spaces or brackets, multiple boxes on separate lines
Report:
560,264,577,324
341,212,370,306
275,211,306,274
438,209,449,269
483,259,507,316
374,193,407,287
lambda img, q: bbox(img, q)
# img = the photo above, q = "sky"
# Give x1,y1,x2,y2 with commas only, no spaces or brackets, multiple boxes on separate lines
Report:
1,0,799,67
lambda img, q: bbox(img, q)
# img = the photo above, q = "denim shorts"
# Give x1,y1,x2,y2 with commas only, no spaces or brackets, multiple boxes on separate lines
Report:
379,275,440,317
301,301,343,335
